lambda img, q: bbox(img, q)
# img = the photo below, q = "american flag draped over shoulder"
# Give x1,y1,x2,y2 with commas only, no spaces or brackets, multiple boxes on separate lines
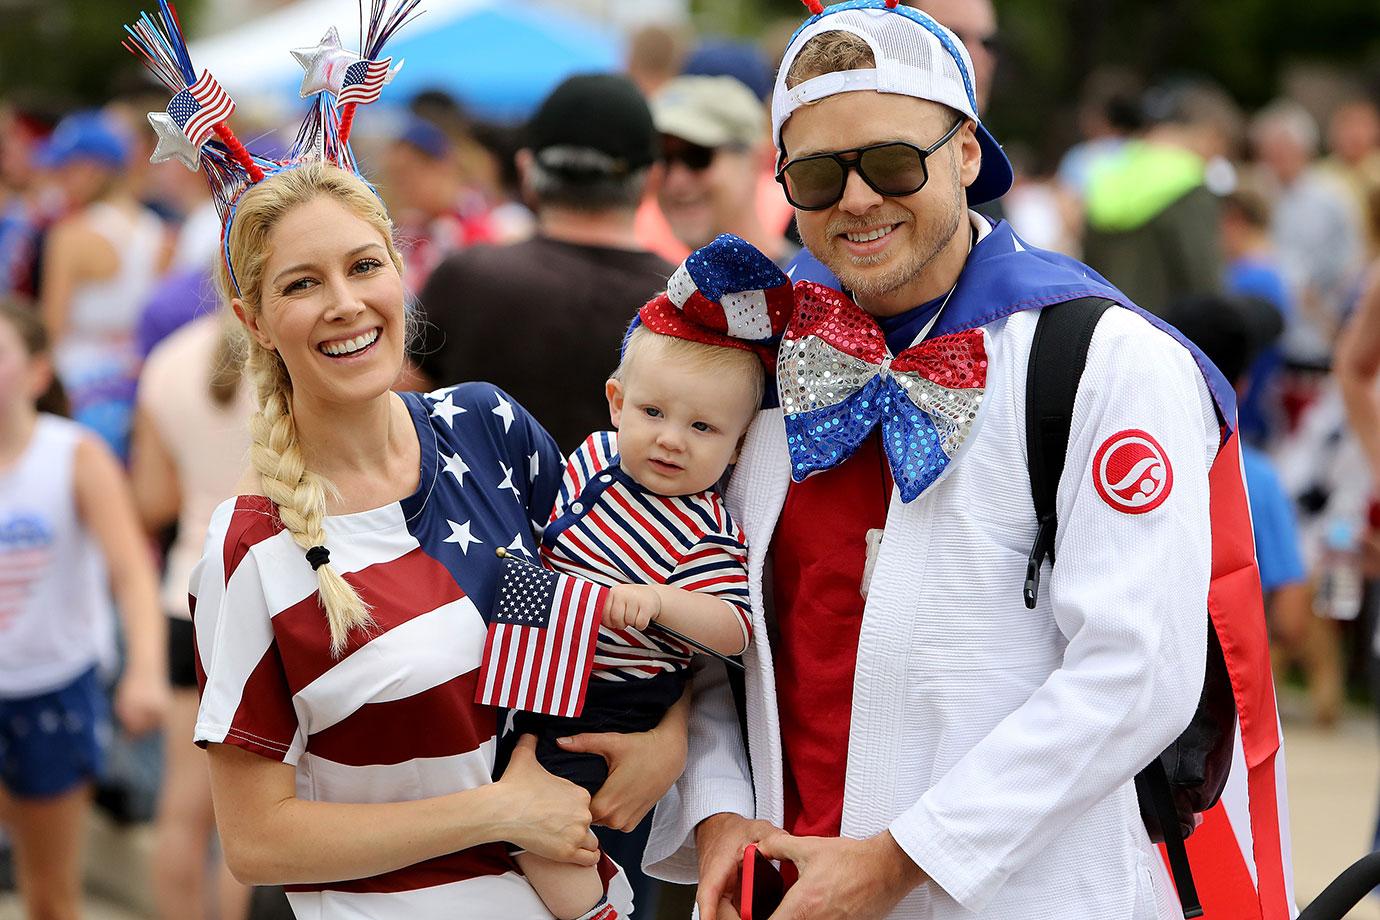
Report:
475,551,607,718
168,70,234,148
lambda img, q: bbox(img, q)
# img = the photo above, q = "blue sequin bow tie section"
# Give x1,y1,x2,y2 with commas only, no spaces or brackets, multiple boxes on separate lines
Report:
778,282,988,502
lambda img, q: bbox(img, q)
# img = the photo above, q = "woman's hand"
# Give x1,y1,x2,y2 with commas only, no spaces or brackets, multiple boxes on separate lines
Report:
114,664,171,736
556,685,690,831
602,583,661,632
493,735,600,865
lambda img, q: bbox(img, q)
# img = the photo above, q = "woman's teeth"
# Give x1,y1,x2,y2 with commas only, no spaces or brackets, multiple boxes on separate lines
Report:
845,225,896,243
320,329,379,356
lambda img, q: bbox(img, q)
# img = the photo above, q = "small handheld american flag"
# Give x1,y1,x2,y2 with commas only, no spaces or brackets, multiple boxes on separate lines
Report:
475,549,607,718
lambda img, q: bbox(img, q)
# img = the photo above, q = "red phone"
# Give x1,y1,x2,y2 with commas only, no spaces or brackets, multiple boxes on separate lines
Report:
740,843,786,920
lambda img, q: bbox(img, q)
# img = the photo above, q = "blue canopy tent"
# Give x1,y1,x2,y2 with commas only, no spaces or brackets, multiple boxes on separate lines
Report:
191,0,623,123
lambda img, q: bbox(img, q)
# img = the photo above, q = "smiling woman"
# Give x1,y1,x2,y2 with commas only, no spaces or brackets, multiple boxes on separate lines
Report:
220,163,407,652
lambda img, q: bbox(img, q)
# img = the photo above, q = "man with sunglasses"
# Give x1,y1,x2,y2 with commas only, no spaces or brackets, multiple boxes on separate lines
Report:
644,3,1291,920
646,75,796,264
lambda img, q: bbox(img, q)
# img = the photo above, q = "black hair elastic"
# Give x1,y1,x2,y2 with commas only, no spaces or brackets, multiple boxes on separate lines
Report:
306,545,331,571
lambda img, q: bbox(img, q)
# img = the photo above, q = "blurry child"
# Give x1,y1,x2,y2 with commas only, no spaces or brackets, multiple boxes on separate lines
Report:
0,300,167,920
493,236,790,920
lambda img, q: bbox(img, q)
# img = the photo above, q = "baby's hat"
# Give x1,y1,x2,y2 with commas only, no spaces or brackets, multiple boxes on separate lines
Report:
634,234,794,361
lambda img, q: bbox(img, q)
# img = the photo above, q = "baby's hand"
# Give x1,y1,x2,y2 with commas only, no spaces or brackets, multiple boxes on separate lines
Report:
603,583,662,632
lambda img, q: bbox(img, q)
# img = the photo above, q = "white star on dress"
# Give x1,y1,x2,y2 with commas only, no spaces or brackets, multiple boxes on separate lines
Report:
528,451,541,482
147,111,202,171
443,519,482,555
430,394,466,427
498,463,522,502
507,533,531,557
492,394,515,433
290,26,361,98
441,451,470,486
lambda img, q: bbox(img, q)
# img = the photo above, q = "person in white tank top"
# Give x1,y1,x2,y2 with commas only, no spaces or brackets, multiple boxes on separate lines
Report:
0,300,168,920
37,110,168,461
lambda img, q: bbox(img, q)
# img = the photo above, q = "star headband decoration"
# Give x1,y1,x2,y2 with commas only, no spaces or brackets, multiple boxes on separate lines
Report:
124,0,422,293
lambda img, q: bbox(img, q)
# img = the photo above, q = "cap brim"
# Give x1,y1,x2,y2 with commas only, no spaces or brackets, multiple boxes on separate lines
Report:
654,107,733,150
967,122,1013,206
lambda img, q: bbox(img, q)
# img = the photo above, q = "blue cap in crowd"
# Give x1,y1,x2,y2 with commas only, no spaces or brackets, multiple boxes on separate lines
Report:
38,111,130,169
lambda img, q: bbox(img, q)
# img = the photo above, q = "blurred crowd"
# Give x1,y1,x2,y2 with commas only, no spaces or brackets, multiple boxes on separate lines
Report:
3,0,1380,917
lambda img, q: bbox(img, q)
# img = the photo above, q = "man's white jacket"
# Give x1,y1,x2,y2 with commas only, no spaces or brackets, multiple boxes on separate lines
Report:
644,219,1222,919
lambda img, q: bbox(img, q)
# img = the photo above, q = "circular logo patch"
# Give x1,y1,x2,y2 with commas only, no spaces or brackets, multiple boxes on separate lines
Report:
1092,429,1173,514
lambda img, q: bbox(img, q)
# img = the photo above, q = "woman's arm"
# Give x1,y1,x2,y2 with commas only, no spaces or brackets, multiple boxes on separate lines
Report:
73,434,169,735
1337,263,1380,484
128,404,182,533
209,734,600,886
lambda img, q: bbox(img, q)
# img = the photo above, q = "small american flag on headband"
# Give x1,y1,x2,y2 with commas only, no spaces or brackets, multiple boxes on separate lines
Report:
167,70,235,149
337,57,395,106
475,550,607,718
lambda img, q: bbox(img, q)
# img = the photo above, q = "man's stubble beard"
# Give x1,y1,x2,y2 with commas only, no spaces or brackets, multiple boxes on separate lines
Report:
817,157,965,303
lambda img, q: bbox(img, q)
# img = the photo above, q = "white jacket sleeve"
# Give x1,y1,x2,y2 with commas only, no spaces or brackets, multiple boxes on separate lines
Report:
888,313,1215,912
644,655,756,883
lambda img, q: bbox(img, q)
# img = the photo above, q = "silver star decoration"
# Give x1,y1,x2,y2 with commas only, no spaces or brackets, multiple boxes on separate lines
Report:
430,394,465,427
441,451,470,487
498,463,522,502
528,451,541,482
507,533,531,557
492,394,515,433
443,519,482,555
290,26,361,98
147,111,202,171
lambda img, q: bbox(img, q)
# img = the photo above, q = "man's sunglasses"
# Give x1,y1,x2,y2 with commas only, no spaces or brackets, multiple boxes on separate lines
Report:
661,136,717,172
775,118,965,211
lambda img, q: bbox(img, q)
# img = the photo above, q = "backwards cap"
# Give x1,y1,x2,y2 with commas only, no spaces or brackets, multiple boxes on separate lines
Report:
772,0,1013,205
123,0,420,294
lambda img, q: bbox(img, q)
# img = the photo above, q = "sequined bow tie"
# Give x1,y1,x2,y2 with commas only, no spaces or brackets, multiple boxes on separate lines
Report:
778,282,988,502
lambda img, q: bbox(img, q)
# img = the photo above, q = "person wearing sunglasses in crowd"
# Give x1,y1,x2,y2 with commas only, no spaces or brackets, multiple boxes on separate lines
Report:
644,75,797,266
642,3,1291,919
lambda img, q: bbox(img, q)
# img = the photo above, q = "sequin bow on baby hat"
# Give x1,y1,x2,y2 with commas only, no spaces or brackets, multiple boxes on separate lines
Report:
635,234,794,365
779,282,988,503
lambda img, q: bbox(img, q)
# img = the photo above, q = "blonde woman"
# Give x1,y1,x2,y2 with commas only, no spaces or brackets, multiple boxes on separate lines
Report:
188,161,685,919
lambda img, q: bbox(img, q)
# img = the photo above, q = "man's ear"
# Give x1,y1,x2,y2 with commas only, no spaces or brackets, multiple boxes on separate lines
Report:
958,120,983,190
232,298,274,352
605,377,624,429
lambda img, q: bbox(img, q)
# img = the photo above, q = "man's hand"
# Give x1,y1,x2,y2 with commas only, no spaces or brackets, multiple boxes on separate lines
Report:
694,812,781,920
603,583,661,631
754,830,927,920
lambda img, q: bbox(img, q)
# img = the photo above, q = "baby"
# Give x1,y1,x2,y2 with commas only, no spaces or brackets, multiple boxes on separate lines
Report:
494,235,793,920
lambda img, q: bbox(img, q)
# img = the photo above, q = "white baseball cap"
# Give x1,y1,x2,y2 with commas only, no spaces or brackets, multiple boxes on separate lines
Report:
771,0,1013,205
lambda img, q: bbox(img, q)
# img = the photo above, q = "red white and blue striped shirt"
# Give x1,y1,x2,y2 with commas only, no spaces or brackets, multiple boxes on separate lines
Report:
188,386,630,917
540,432,751,681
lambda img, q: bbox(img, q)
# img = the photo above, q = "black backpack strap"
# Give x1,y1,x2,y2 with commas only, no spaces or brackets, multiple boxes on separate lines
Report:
1140,759,1205,918
1023,296,1115,609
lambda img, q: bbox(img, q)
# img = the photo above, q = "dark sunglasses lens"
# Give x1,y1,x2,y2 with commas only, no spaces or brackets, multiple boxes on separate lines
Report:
783,156,846,209
664,141,715,171
859,144,928,196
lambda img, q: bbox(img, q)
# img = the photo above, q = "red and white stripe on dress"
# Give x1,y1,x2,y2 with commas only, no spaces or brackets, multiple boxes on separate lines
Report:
187,385,634,919
540,431,750,681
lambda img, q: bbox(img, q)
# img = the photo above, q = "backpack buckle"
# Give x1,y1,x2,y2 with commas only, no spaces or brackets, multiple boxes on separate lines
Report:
1024,515,1056,609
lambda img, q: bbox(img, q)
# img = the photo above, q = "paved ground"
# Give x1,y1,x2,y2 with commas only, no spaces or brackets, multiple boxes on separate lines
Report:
2,697,1378,919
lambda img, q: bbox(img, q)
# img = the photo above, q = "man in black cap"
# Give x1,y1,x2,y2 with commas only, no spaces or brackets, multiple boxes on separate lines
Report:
415,73,673,452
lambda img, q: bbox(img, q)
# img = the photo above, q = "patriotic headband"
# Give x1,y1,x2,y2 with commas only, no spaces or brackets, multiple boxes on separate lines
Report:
124,0,420,294
635,234,794,364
